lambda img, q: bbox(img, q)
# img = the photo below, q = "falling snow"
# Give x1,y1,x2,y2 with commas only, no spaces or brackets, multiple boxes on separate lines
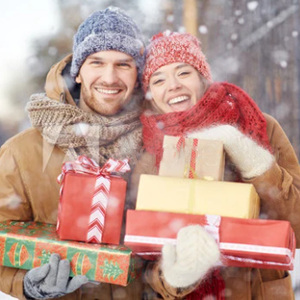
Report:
272,49,289,67
198,25,208,34
231,33,238,41
167,14,174,23
156,121,165,130
145,91,152,101
234,10,242,16
74,123,89,136
247,1,259,12
280,61,288,68
178,26,186,33
238,18,245,25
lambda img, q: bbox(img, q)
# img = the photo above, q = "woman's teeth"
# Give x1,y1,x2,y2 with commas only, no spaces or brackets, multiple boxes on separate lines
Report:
168,96,189,105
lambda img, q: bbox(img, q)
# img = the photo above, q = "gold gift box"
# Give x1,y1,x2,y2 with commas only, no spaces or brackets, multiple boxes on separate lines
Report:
136,175,260,219
159,136,225,181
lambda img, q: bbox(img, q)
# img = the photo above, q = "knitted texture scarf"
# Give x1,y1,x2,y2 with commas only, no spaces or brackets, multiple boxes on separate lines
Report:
141,82,271,168
26,93,143,171
187,269,225,300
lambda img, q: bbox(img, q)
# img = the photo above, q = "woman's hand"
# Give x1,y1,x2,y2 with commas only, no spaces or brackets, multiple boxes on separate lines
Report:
188,125,275,179
161,225,220,288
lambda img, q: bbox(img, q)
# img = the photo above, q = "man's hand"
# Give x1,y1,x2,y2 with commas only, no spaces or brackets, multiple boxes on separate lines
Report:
23,253,88,299
188,125,275,179
161,225,220,288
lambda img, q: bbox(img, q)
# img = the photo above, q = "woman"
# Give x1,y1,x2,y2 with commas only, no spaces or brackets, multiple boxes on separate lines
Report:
132,31,300,299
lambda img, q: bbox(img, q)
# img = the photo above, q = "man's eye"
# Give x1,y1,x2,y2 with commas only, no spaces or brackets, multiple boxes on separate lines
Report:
118,63,131,68
91,61,102,65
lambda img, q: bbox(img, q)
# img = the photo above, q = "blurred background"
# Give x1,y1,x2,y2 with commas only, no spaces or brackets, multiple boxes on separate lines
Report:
0,0,300,298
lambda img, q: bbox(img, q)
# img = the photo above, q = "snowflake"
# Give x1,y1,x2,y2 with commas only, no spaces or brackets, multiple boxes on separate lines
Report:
231,33,238,41
247,1,259,11
238,18,245,25
198,25,208,34
167,14,174,23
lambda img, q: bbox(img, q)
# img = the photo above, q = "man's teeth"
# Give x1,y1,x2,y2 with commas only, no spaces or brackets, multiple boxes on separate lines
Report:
96,88,119,94
168,96,189,105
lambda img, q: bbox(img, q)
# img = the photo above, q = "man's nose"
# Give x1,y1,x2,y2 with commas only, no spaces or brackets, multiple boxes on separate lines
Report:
101,66,118,85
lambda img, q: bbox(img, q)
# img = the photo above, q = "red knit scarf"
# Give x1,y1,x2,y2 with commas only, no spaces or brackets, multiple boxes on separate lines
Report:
141,82,271,299
187,269,225,300
141,82,272,168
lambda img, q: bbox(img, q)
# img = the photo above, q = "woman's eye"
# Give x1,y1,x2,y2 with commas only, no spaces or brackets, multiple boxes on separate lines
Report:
179,71,190,76
153,79,164,85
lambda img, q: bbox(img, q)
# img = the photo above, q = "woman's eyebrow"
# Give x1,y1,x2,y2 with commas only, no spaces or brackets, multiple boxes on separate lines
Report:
151,64,190,78
175,63,190,70
151,71,163,78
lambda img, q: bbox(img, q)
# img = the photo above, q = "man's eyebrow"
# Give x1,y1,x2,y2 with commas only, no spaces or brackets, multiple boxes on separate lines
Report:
86,55,103,61
117,58,135,64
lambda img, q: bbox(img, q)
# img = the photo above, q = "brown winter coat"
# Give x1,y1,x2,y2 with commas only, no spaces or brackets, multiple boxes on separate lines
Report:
131,113,300,299
0,54,150,300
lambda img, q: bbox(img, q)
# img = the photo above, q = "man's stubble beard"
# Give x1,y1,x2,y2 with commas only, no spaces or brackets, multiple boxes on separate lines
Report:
81,83,124,116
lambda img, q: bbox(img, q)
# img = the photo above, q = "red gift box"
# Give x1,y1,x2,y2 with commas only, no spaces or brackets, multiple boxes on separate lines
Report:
124,210,295,270
57,156,130,245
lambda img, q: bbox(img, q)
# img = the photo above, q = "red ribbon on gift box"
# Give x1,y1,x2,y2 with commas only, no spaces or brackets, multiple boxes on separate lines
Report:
175,136,199,179
57,155,130,243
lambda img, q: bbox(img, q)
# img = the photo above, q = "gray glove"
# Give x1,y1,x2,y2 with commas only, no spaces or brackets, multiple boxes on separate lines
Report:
24,253,88,299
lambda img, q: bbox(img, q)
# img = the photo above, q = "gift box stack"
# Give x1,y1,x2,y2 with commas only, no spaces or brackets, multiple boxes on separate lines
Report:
0,155,145,286
124,135,296,270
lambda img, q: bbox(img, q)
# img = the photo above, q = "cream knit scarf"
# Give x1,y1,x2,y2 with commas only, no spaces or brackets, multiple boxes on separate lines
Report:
26,93,143,170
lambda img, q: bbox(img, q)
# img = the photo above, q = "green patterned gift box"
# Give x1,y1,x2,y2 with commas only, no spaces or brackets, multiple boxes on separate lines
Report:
0,221,145,286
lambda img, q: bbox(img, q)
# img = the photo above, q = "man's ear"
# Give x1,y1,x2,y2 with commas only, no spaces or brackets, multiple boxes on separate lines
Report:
75,75,81,84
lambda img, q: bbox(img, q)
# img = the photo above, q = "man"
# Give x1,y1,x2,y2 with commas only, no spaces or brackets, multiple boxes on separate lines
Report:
0,7,146,300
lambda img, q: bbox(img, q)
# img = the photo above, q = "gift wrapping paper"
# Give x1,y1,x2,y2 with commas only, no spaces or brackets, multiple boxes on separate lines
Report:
159,136,225,180
136,174,260,219
0,221,144,286
57,155,129,245
124,210,295,270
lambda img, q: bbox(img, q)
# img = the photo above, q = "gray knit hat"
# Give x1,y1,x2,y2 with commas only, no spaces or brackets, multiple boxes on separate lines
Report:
70,6,145,81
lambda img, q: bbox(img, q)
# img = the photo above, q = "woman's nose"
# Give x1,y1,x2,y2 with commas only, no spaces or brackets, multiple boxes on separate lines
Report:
168,77,182,91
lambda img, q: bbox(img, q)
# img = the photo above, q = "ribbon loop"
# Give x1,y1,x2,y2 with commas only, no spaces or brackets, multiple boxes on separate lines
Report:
57,155,130,184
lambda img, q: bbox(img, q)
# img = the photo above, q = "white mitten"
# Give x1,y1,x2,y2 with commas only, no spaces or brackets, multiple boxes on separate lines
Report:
161,225,220,288
188,125,275,179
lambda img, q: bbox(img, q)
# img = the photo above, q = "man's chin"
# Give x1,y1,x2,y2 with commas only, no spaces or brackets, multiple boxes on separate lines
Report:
91,105,123,116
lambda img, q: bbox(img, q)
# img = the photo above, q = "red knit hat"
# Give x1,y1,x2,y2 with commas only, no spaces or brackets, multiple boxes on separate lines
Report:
142,31,212,92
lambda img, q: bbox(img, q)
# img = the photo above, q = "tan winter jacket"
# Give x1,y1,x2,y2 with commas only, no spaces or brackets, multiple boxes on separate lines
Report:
0,55,151,300
131,113,300,299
